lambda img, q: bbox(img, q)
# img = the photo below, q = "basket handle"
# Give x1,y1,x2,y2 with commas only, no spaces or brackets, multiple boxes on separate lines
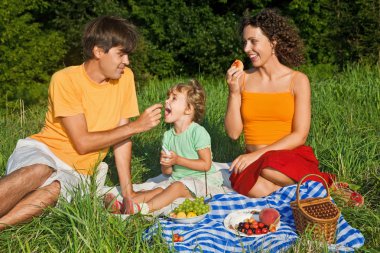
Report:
296,173,330,207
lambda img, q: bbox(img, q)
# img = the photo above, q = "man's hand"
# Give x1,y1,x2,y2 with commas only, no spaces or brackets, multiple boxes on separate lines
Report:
130,103,162,133
121,196,135,214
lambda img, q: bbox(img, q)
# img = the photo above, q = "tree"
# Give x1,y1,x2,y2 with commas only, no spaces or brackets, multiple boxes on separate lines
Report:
0,0,66,106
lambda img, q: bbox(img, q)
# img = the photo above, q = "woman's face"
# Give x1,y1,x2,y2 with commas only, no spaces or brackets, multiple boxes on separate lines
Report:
242,26,274,67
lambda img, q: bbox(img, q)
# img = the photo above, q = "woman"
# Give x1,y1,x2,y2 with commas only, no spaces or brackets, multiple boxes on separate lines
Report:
225,9,334,198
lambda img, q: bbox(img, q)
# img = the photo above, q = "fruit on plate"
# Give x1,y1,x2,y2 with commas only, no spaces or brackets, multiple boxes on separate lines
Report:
231,59,244,70
169,197,210,218
187,212,197,218
176,212,187,218
259,208,280,226
234,217,275,236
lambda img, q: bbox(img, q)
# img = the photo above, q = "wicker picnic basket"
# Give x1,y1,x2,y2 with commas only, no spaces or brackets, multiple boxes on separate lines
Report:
290,174,340,243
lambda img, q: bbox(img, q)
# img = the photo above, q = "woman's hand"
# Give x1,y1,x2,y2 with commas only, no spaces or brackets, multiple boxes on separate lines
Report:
229,152,262,174
160,150,178,167
226,65,244,94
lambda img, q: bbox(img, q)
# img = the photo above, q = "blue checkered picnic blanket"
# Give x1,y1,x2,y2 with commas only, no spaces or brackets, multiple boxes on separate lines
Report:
144,180,364,252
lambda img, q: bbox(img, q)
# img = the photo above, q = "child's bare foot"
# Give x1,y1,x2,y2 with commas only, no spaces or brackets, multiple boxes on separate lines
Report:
104,193,123,214
122,197,150,215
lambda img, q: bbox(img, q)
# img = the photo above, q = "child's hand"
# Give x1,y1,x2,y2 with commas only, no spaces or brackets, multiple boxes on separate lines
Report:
160,150,178,167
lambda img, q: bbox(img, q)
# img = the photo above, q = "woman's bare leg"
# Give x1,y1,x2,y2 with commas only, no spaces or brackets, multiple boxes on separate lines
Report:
0,180,61,231
260,168,296,186
246,167,295,198
246,176,280,198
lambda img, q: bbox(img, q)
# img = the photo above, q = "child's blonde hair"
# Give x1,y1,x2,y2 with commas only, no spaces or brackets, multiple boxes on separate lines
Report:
167,79,206,123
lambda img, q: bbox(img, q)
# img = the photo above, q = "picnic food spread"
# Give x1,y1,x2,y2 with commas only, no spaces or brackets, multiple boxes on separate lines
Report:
169,197,210,219
224,208,281,237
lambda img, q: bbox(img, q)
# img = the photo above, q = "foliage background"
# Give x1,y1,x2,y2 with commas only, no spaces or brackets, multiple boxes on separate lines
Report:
0,0,379,106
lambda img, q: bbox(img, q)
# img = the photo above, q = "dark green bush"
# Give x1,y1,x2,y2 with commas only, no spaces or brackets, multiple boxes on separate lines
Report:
0,0,66,107
0,0,379,106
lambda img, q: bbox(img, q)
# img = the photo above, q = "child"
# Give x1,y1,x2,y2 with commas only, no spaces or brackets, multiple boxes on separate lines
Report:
104,79,223,214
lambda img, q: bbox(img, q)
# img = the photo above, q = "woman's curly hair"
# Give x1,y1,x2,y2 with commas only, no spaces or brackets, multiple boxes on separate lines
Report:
167,79,206,123
240,9,305,67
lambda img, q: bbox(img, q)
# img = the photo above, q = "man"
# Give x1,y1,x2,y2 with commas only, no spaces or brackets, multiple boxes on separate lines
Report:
0,16,162,230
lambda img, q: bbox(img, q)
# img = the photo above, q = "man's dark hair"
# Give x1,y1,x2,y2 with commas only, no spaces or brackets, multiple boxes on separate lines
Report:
82,16,138,60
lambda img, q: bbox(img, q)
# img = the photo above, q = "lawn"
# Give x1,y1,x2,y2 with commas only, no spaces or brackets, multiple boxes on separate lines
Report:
0,64,379,252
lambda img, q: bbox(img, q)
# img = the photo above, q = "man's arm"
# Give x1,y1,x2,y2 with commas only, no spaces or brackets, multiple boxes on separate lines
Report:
113,118,134,198
60,103,162,155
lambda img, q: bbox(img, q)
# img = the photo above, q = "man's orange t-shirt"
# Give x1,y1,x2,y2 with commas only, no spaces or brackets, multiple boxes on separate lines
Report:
31,64,139,175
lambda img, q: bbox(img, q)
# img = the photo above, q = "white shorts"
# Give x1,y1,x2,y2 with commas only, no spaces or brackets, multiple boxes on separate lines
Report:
153,170,227,197
6,138,108,201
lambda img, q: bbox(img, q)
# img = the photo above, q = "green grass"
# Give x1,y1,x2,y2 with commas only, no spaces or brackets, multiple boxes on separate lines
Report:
0,64,379,252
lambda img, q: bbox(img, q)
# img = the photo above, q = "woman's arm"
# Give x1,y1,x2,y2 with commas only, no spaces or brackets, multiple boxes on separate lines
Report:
160,148,212,172
224,67,244,140
230,72,311,173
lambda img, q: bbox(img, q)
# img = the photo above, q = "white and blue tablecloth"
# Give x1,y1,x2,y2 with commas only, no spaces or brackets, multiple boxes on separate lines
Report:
144,180,364,252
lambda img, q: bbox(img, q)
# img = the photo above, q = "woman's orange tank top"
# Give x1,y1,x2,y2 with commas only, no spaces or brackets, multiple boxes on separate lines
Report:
241,72,297,145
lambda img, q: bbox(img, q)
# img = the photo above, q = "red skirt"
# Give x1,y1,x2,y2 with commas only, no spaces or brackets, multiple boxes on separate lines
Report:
229,146,334,196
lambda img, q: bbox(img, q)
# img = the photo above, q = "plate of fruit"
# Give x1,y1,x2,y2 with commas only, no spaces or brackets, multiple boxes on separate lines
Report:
224,208,280,237
168,197,211,224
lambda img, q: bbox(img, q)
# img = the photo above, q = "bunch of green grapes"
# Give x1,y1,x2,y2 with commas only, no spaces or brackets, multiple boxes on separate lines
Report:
173,197,210,216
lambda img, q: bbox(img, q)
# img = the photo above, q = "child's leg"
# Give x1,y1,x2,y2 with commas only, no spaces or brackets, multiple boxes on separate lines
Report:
132,187,164,203
104,188,164,213
145,181,192,212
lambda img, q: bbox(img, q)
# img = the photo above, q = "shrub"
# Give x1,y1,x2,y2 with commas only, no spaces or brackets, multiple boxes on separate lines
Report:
0,0,66,106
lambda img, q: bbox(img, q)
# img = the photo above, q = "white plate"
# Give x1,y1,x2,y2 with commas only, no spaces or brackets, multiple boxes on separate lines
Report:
224,209,281,237
170,212,209,224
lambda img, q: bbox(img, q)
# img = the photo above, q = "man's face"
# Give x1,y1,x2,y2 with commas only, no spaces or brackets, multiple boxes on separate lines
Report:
98,46,129,80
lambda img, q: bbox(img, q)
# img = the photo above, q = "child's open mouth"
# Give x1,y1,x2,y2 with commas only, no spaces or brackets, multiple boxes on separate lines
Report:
165,107,172,117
